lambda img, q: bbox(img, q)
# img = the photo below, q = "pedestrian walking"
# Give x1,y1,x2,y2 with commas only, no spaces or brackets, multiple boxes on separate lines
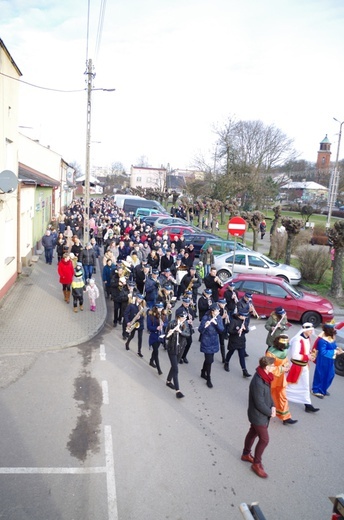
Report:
241,356,276,479
265,307,289,348
57,252,74,304
224,311,251,378
86,278,99,311
41,229,55,265
147,303,167,375
311,323,343,399
266,334,297,425
71,264,85,312
165,310,191,398
124,293,146,357
286,323,319,413
199,303,224,388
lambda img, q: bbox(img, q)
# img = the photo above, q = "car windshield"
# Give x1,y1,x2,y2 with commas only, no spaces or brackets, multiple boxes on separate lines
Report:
259,254,279,267
281,279,302,298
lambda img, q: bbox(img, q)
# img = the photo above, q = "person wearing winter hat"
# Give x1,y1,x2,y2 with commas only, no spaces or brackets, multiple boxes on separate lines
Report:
71,264,85,312
165,309,191,399
199,303,224,388
241,356,276,479
266,334,298,425
265,307,289,347
86,278,99,312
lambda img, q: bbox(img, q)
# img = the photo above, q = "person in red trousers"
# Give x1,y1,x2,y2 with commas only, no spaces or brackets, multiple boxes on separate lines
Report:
241,356,276,478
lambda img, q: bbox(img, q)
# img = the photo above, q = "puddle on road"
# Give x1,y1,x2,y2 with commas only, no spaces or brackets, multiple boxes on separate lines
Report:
67,370,102,461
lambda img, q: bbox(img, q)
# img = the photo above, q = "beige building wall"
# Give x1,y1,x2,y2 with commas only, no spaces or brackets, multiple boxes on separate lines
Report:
0,39,21,298
130,166,166,190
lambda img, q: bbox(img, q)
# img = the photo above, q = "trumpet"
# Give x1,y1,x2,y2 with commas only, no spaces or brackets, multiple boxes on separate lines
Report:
214,275,224,287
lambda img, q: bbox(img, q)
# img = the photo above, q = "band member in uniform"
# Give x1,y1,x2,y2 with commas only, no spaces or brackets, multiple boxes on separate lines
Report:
145,269,160,309
110,265,127,328
218,298,230,363
203,266,223,302
265,307,289,348
147,302,168,375
180,266,202,312
175,296,196,364
121,281,137,339
134,260,149,295
165,310,191,399
224,281,239,318
199,303,224,388
198,288,213,322
124,293,146,357
224,311,252,378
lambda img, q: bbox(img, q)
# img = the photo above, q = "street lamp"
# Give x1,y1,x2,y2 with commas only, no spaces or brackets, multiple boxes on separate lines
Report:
326,117,344,228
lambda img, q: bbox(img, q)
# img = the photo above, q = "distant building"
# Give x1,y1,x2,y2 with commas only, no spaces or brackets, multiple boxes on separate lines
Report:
316,134,332,171
130,166,167,190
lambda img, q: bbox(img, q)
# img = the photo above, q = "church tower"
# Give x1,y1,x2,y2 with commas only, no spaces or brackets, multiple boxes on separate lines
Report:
316,134,331,170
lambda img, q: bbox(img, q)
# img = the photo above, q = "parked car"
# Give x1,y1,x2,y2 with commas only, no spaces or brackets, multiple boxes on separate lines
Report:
151,216,189,229
218,274,334,328
200,239,251,256
140,214,173,227
135,207,165,217
183,232,222,256
157,225,197,240
333,324,344,376
214,250,301,285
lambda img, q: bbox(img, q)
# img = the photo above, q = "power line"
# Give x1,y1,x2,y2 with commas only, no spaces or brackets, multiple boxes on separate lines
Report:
94,0,107,65
0,70,85,93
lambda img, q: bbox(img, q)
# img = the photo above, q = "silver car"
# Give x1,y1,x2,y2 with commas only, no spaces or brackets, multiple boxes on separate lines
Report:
214,250,302,285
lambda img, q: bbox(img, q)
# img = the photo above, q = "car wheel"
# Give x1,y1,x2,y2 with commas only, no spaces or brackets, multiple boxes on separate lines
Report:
217,269,231,283
276,275,289,283
335,353,344,377
301,311,321,328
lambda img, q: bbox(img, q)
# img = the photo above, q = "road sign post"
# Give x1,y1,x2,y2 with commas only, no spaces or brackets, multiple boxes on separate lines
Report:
227,217,246,277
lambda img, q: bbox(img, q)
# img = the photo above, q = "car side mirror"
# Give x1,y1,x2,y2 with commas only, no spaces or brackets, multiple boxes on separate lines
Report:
285,295,292,300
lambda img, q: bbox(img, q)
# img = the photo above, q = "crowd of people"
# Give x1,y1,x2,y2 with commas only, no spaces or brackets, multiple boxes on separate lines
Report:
45,197,343,479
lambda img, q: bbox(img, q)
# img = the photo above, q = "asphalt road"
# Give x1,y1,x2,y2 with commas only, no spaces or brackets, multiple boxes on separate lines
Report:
0,310,343,520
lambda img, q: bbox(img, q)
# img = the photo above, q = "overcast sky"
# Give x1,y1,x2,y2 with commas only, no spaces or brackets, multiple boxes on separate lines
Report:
2,0,344,173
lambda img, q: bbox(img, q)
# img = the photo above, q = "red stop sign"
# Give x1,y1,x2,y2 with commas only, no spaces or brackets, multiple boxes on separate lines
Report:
228,216,246,236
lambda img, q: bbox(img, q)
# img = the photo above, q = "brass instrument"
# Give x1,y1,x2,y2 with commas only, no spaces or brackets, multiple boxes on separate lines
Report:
186,276,196,292
214,275,224,288
126,304,146,333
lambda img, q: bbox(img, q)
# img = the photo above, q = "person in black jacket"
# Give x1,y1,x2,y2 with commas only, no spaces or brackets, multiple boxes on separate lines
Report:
110,266,126,327
165,311,191,398
198,288,213,322
224,281,239,318
203,266,223,302
224,311,251,377
180,266,202,309
241,356,276,479
124,294,146,357
79,242,96,281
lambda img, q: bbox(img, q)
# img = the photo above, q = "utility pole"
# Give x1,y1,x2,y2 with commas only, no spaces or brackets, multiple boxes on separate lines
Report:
326,118,344,228
83,58,94,246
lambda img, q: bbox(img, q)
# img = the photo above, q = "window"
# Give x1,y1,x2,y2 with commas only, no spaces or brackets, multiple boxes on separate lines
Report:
233,254,246,265
136,176,141,182
241,281,265,295
248,255,268,268
266,283,288,298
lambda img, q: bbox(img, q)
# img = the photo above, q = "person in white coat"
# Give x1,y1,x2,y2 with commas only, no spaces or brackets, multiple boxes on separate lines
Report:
286,323,319,413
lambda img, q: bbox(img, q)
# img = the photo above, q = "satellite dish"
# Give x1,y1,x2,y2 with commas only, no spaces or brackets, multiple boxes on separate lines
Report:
0,170,18,194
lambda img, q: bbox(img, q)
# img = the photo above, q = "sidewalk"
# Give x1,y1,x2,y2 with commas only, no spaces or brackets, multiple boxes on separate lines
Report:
0,256,107,355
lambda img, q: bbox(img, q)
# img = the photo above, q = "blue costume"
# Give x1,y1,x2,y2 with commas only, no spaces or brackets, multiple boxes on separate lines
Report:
312,336,337,397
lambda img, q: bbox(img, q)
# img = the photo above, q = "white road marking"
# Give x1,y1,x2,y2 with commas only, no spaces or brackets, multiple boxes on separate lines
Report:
102,380,109,404
100,343,106,360
105,425,118,520
0,426,119,520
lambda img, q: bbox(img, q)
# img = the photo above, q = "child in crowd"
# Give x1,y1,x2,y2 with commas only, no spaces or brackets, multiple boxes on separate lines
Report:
86,278,100,311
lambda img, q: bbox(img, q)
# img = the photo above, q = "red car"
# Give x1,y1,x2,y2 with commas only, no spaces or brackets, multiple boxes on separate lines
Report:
219,273,334,328
157,225,197,240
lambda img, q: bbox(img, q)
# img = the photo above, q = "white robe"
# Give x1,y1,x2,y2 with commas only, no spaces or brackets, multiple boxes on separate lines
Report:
286,333,312,405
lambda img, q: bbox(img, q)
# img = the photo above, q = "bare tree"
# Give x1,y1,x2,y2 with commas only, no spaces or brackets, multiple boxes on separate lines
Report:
327,220,344,298
300,205,314,224
269,205,282,258
281,217,303,265
241,210,265,251
214,118,297,209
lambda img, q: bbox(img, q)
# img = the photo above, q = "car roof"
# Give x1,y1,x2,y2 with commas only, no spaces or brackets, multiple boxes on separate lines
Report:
229,273,285,283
